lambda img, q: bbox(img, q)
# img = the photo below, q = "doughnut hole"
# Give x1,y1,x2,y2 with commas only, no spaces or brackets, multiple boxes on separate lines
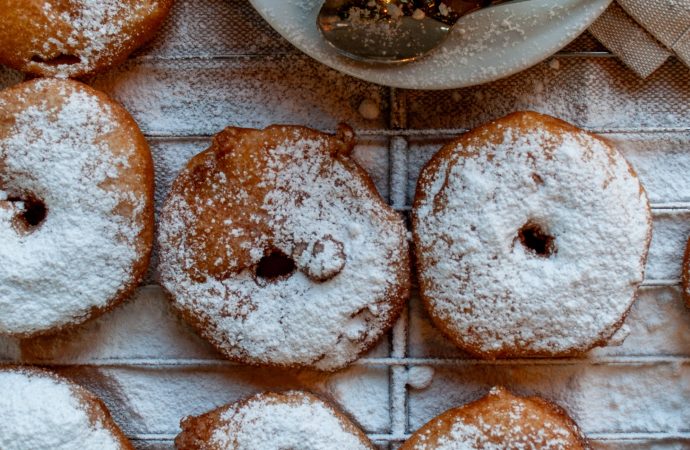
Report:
256,249,296,282
31,53,81,66
517,220,556,257
8,193,47,234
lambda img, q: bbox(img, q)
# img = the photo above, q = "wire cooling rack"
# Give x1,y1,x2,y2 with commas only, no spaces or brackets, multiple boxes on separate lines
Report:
2,1,690,449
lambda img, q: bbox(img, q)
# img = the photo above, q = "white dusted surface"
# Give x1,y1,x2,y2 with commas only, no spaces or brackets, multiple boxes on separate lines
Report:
1,0,690,448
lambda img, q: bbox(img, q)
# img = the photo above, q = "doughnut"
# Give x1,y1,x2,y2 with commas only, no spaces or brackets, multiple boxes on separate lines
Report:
175,391,374,450
158,124,409,371
0,78,154,337
412,111,651,358
0,366,133,449
0,0,174,78
681,241,690,307
401,387,589,449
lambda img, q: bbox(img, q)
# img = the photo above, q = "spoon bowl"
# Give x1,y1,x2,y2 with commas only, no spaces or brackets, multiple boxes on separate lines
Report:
317,0,527,63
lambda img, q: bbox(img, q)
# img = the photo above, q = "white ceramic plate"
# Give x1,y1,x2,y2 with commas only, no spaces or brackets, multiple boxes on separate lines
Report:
249,0,612,90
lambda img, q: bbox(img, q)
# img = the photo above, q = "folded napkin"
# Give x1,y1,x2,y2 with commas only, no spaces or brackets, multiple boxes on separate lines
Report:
589,0,690,77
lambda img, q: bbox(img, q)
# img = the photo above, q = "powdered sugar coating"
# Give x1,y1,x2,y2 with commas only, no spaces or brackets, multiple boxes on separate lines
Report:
0,0,172,78
182,391,374,450
423,418,573,450
0,79,153,336
403,387,588,450
413,112,651,358
159,125,409,371
0,367,130,450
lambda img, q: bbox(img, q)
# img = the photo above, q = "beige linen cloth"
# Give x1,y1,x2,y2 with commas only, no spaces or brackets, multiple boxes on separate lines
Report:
589,0,690,77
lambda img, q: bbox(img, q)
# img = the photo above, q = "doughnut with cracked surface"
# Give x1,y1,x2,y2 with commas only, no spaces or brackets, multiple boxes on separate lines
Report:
158,124,409,371
401,387,590,450
0,0,174,78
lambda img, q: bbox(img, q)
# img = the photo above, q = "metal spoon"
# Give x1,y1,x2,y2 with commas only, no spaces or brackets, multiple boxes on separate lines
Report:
317,0,528,63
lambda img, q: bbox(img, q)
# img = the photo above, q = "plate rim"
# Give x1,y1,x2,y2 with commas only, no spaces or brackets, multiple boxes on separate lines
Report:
248,0,613,90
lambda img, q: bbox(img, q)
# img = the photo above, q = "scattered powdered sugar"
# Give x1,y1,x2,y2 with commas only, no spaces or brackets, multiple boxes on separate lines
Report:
413,114,652,356
0,368,125,450
159,126,408,370
0,79,146,336
407,388,584,450
206,391,372,449
0,1,683,447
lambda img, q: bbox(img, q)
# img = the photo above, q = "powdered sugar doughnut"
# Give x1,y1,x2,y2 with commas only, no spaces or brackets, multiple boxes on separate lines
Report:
175,391,374,450
401,387,589,450
158,124,409,371
412,112,651,358
0,367,133,450
0,0,173,78
0,78,154,337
